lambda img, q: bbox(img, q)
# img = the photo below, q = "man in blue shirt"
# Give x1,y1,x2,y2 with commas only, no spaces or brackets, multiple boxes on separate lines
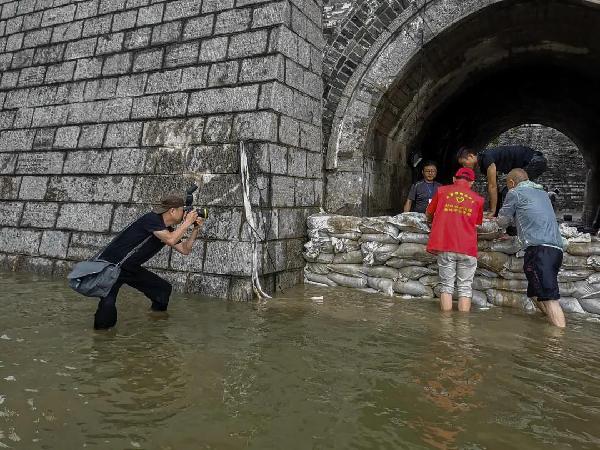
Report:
403,161,442,213
496,169,566,328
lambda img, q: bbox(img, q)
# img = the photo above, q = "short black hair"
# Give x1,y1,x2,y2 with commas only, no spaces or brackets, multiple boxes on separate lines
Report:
457,146,476,161
422,160,437,168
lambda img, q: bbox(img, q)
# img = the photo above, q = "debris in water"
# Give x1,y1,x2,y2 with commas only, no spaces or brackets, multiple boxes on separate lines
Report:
0,335,9,340
3,376,15,382
0,395,4,404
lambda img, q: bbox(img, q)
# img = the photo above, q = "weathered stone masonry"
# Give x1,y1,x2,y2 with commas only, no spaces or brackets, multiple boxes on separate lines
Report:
0,0,324,299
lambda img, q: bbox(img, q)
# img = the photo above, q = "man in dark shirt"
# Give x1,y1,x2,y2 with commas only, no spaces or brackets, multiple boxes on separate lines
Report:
93,193,203,330
403,161,442,213
458,145,547,216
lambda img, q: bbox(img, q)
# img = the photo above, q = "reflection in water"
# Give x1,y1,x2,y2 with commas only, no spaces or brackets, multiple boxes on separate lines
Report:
2,272,600,449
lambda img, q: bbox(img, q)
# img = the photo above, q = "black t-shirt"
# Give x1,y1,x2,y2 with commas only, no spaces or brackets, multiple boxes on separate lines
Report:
100,212,169,268
478,145,535,174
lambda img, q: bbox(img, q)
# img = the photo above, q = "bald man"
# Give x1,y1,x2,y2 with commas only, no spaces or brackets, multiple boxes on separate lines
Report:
497,169,566,328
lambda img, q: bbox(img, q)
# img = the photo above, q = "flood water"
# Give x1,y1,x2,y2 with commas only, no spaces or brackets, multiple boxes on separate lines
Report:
2,271,600,450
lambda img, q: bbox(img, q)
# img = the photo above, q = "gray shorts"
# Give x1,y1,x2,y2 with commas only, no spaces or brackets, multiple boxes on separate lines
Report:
437,252,478,298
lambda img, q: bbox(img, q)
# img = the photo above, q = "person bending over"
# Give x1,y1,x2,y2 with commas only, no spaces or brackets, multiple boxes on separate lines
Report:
458,145,547,216
426,168,484,312
404,161,442,213
496,169,566,328
93,193,204,330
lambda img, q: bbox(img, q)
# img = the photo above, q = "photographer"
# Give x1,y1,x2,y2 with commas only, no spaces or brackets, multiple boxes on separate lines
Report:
93,193,204,330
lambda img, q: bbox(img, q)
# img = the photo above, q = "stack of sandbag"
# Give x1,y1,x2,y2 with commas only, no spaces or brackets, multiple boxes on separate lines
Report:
304,212,600,315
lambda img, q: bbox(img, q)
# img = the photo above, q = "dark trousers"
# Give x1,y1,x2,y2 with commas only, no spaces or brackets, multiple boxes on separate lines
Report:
94,266,172,330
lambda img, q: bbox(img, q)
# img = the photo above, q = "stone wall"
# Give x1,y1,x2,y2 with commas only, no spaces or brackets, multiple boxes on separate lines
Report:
0,0,324,299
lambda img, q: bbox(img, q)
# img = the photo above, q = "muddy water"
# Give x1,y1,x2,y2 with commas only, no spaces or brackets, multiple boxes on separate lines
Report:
2,271,600,450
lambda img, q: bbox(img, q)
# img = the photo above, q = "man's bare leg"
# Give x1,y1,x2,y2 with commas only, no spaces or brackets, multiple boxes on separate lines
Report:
533,297,565,328
458,297,471,312
440,293,453,311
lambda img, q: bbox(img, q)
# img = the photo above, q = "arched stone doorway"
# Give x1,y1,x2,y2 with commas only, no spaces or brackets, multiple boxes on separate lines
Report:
323,0,600,226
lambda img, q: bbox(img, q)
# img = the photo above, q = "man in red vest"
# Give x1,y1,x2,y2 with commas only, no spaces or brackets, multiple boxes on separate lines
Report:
426,168,485,312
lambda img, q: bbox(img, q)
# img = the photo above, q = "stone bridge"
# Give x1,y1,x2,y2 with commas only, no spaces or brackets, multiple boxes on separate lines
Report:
0,0,597,298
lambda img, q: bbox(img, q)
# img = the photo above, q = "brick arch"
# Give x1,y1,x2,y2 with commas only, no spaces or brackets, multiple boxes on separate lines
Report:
321,0,600,218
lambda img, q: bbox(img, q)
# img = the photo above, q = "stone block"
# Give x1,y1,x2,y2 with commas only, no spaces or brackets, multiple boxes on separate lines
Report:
204,240,254,275
19,176,48,200
279,115,300,146
188,85,258,115
52,22,83,44
142,118,204,148
165,41,199,67
67,232,113,260
184,145,237,174
197,208,242,240
0,154,17,174
252,1,290,28
110,146,148,173
102,52,132,76
21,202,59,228
187,273,229,298
306,151,323,178
131,176,189,203
111,203,148,231
152,269,188,292
287,148,307,177
112,9,138,32
84,78,118,101
74,57,103,80
53,259,75,278
39,230,70,258
294,178,314,206
146,69,182,94
99,0,126,15
183,15,214,40
19,66,47,87
44,61,75,84
228,29,268,59
0,201,23,226
76,1,98,20
181,66,209,90
202,0,234,13
83,15,112,37
0,227,42,254
13,256,55,276
251,143,287,174
227,277,254,301
101,98,133,122
164,0,200,21
214,8,250,34
158,93,189,117
32,45,61,66
0,111,15,131
203,116,232,143
54,126,81,149
12,49,35,69
23,29,51,49
133,48,163,72
132,95,159,119
16,152,64,175
57,203,113,232
105,122,142,147
65,37,97,60
151,21,182,45
46,176,134,202
63,150,112,174
232,111,278,142
124,27,152,50
146,147,186,174
170,242,204,271
13,108,34,129
97,32,124,55
277,207,306,238
208,60,238,87
145,246,171,270
23,12,43,32
0,71,18,90
137,4,164,26
78,124,106,148
115,74,147,97
5,89,29,109
41,4,76,27
271,175,295,207
198,36,228,63
240,54,285,83
32,105,69,127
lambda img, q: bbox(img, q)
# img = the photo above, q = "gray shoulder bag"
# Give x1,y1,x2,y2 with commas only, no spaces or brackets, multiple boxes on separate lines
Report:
67,226,152,298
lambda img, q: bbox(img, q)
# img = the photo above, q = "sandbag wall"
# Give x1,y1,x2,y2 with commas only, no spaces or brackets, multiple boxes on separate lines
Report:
303,213,600,315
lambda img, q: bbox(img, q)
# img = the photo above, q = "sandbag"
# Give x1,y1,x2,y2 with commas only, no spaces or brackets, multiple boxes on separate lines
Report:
476,268,499,278
486,289,535,311
305,271,337,286
392,243,436,262
327,264,364,277
393,279,433,297
330,232,362,240
307,213,362,234
312,252,334,264
367,277,394,296
360,217,400,238
327,272,367,289
561,254,588,270
432,285,488,306
359,233,400,244
558,281,600,299
498,270,527,280
578,298,600,314
398,232,429,245
566,241,600,256
587,255,600,270
504,256,524,272
588,273,600,284
559,297,586,314
477,251,510,272
560,223,591,242
398,266,436,280
419,275,441,287
490,237,522,254
385,258,427,268
305,263,330,275
331,237,361,253
304,238,331,260
359,266,401,279
361,242,400,265
558,269,594,282
387,212,430,233
332,251,363,264
472,277,528,292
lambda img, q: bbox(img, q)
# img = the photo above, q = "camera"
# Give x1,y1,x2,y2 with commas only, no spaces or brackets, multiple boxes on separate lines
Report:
184,185,209,219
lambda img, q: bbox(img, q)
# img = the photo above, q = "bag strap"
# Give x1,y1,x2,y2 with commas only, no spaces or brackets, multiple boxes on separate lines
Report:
91,220,138,260
116,235,153,267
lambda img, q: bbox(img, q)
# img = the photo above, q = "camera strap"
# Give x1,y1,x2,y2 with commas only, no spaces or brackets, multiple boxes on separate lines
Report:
116,235,153,267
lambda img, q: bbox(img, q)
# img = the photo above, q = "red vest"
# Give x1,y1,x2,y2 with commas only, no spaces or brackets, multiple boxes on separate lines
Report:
426,180,484,257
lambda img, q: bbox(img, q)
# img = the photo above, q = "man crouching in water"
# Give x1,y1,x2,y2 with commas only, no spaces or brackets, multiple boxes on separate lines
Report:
94,193,204,330
496,169,566,328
